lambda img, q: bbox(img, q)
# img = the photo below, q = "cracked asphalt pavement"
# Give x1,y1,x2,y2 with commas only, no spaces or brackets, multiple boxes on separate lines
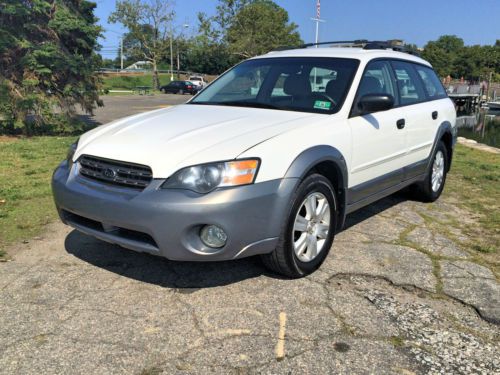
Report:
2,192,498,374
1,97,499,374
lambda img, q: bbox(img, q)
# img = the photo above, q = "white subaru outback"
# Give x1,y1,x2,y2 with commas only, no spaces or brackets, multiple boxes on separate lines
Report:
52,41,456,277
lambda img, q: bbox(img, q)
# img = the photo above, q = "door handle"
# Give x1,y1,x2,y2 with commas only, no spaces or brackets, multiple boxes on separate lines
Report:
432,111,438,120
396,119,405,129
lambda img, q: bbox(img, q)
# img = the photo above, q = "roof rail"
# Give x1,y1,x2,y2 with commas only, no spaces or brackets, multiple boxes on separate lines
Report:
274,40,369,51
273,39,420,56
363,40,421,56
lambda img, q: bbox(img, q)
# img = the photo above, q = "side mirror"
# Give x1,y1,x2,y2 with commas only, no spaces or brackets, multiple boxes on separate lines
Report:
357,94,394,115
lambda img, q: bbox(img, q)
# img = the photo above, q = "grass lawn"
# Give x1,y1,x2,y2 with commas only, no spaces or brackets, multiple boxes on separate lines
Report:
443,145,499,258
0,136,76,257
0,138,498,262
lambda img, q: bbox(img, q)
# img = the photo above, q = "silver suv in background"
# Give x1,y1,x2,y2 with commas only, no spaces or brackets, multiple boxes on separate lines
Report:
188,75,206,90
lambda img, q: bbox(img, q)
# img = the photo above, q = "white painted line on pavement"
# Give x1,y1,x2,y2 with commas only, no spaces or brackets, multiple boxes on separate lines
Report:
275,312,287,361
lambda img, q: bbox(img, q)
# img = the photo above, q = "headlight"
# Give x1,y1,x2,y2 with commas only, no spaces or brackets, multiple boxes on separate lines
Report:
66,139,79,165
162,159,260,194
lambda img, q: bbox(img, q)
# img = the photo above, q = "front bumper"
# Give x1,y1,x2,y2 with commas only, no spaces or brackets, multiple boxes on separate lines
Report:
52,161,297,261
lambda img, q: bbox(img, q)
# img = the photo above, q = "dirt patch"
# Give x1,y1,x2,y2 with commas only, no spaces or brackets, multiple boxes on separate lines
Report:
0,135,19,143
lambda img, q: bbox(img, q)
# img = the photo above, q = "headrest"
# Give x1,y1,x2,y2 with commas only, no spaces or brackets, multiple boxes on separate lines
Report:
325,79,337,96
284,74,311,97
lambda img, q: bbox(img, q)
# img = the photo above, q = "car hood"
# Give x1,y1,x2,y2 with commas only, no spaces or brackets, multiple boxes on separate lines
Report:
75,104,319,178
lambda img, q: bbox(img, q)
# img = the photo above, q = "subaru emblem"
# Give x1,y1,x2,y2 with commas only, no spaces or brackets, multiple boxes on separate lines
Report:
103,168,117,179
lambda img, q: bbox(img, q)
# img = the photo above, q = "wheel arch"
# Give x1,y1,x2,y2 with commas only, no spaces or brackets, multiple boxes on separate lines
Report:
434,121,455,172
284,145,348,232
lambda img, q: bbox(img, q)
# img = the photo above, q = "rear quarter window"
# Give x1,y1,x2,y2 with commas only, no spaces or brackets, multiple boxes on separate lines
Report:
414,65,447,100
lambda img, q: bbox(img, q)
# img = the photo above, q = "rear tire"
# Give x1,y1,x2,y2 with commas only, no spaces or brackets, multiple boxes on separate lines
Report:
412,141,448,202
261,174,337,278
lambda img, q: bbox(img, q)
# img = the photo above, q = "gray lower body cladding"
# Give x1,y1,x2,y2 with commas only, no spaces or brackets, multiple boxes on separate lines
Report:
52,161,298,261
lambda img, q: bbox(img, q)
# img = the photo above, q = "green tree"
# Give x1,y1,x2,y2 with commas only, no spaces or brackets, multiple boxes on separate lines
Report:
181,13,233,75
191,0,302,73
184,38,232,75
213,0,253,35
0,0,102,135
421,35,499,81
122,24,155,63
109,0,174,89
421,35,465,77
226,0,302,58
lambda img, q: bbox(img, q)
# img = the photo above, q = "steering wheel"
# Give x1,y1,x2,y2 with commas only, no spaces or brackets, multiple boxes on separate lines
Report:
311,93,336,107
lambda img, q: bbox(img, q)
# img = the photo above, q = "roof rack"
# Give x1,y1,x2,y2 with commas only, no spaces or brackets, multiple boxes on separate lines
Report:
273,40,367,51
273,40,420,56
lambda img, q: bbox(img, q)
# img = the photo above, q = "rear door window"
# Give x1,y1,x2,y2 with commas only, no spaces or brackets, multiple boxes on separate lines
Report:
414,65,447,99
391,61,426,106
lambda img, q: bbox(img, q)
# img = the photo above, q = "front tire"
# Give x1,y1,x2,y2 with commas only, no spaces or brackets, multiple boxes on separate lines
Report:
261,174,337,278
412,141,448,202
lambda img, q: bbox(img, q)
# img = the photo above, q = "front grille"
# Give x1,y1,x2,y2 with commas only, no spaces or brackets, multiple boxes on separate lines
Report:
78,155,153,189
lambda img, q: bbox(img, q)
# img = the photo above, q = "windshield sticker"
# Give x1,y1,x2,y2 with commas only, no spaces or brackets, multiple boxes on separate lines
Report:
314,100,332,110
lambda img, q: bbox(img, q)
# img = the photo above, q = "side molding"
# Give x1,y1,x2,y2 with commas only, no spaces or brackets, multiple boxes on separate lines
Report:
284,145,349,231
345,120,456,215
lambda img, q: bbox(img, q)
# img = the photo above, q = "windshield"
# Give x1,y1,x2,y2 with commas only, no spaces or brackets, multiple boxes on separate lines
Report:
190,57,359,114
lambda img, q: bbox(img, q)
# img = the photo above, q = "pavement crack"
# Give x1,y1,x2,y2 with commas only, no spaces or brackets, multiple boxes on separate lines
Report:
323,272,496,325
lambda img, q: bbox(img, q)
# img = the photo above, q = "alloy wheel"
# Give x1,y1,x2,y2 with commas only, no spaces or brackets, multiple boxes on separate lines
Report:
431,150,445,192
292,192,331,262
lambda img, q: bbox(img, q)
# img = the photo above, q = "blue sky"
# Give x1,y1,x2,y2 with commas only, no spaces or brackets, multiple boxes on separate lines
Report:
95,0,500,58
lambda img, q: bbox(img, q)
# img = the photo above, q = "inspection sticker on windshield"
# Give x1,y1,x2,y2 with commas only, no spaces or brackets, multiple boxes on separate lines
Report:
314,100,331,110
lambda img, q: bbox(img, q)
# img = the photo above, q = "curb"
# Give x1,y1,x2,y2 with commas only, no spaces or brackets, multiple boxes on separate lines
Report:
457,137,500,154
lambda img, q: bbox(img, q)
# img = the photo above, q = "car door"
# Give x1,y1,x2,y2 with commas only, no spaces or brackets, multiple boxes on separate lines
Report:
165,82,175,93
411,64,450,173
348,60,406,203
390,60,433,178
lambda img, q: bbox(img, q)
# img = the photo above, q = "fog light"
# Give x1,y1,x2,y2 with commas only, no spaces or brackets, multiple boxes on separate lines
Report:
200,225,227,248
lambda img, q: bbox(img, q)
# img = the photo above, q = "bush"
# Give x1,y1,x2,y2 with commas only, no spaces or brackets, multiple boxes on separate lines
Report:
0,0,102,136
0,113,97,136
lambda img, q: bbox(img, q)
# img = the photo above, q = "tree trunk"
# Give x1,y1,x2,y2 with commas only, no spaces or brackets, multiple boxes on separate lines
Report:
152,60,160,90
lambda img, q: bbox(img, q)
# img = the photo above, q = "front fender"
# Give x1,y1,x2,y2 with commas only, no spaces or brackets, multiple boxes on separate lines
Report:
284,145,349,231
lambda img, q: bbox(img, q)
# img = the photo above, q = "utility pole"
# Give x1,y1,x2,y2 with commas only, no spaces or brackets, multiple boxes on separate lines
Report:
310,0,325,48
487,71,493,101
120,37,124,70
310,0,326,90
170,25,174,81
